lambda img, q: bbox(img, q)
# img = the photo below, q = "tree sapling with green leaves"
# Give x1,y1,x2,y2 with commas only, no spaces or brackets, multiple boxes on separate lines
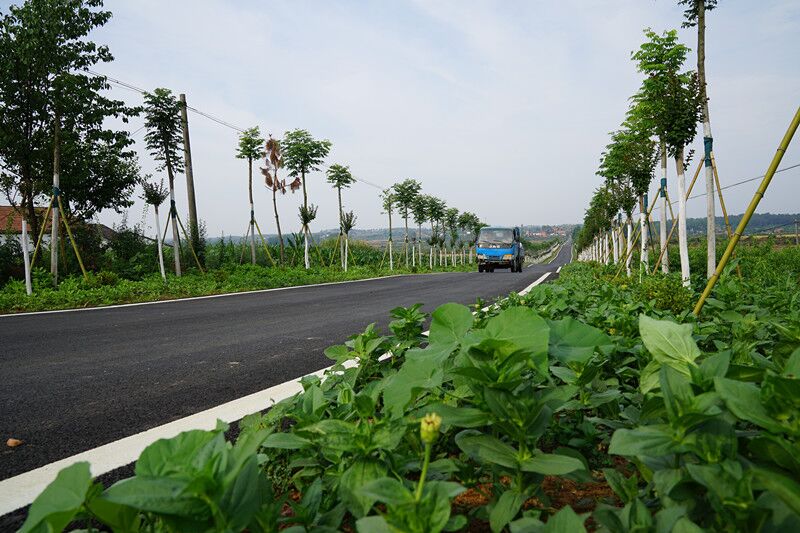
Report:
140,176,169,281
144,88,185,276
326,164,356,269
282,129,332,269
236,126,266,265
632,29,702,286
392,179,422,269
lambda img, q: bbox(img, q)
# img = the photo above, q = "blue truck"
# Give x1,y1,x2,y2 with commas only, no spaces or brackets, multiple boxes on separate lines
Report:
476,227,524,272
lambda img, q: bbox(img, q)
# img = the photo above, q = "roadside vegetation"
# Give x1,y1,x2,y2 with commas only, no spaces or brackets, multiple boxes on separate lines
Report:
18,240,800,532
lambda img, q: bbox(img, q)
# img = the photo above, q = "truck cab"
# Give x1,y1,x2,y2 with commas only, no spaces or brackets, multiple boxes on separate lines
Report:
476,227,524,272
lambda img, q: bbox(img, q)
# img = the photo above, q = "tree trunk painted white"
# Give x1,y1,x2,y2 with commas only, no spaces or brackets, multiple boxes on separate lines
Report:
249,203,257,265
51,113,60,286
388,211,393,271
704,132,715,279
248,158,256,265
626,218,633,277
22,218,32,295
698,0,716,279
611,227,618,264
639,195,649,273
429,247,433,269
676,149,691,287
344,234,349,272
304,227,310,269
154,204,166,281
660,142,669,273
169,195,182,276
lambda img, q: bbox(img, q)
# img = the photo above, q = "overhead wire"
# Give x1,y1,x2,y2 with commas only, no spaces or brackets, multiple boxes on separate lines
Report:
86,68,387,191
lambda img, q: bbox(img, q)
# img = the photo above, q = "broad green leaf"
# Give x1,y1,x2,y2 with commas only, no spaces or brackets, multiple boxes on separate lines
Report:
490,490,527,532
519,453,584,475
262,431,310,449
339,459,386,518
218,455,263,531
428,303,473,346
753,468,800,516
136,429,219,477
425,481,466,532
485,307,550,375
19,462,93,533
543,505,587,533
356,515,393,533
455,430,518,469
783,347,800,377
608,425,676,457
548,317,612,365
85,493,141,533
383,355,444,419
714,377,785,433
639,315,700,364
420,403,490,428
358,477,414,506
603,468,638,504
103,476,208,518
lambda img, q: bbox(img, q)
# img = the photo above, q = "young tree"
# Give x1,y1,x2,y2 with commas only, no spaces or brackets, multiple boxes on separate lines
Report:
0,0,138,283
679,0,720,278
326,164,356,268
282,129,331,268
140,176,169,281
598,115,655,275
411,194,430,268
425,196,447,266
236,126,266,265
458,211,481,263
381,189,395,270
340,211,356,272
262,136,286,264
144,88,186,276
445,207,460,265
391,179,421,268
633,29,702,286
298,204,318,268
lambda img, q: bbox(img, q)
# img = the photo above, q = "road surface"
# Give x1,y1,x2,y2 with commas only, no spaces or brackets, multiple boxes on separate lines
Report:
0,244,570,480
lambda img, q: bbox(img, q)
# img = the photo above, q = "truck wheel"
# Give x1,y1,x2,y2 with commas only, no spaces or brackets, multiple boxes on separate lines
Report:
478,265,484,273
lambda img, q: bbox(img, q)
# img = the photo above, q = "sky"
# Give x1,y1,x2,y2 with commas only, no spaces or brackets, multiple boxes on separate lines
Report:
4,0,799,237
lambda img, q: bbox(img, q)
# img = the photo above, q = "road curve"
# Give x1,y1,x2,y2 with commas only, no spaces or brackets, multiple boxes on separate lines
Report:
0,244,571,480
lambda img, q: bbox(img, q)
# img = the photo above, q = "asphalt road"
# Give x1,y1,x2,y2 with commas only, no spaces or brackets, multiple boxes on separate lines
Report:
0,244,570,480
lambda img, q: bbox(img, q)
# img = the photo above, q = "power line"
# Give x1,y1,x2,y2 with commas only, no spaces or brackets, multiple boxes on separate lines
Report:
86,69,388,191
628,161,800,217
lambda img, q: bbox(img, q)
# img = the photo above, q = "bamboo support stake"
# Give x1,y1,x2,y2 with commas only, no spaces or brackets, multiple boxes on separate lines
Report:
614,192,660,279
694,106,800,315
176,212,205,273
57,196,88,280
253,219,277,267
711,153,742,278
650,160,703,274
30,199,54,267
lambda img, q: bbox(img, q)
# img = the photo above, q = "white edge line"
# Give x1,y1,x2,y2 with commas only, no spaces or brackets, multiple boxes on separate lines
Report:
0,269,556,515
0,272,462,319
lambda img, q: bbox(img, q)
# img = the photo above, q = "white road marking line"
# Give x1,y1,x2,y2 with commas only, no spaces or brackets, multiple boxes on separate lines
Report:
557,266,562,273
0,272,459,319
0,270,557,515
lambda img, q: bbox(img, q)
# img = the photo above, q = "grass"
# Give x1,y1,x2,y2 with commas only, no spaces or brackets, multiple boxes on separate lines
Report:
0,262,475,314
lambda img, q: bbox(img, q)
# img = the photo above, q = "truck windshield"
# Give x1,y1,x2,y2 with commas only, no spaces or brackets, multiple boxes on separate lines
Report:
478,229,514,246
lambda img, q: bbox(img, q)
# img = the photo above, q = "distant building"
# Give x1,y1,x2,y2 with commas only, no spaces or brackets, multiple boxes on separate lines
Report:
0,205,116,245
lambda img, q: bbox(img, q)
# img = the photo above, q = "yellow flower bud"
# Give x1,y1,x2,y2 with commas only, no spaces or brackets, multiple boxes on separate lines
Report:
420,413,442,445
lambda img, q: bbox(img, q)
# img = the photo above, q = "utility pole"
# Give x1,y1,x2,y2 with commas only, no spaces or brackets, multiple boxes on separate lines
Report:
180,93,201,265
51,112,61,286
795,219,799,246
